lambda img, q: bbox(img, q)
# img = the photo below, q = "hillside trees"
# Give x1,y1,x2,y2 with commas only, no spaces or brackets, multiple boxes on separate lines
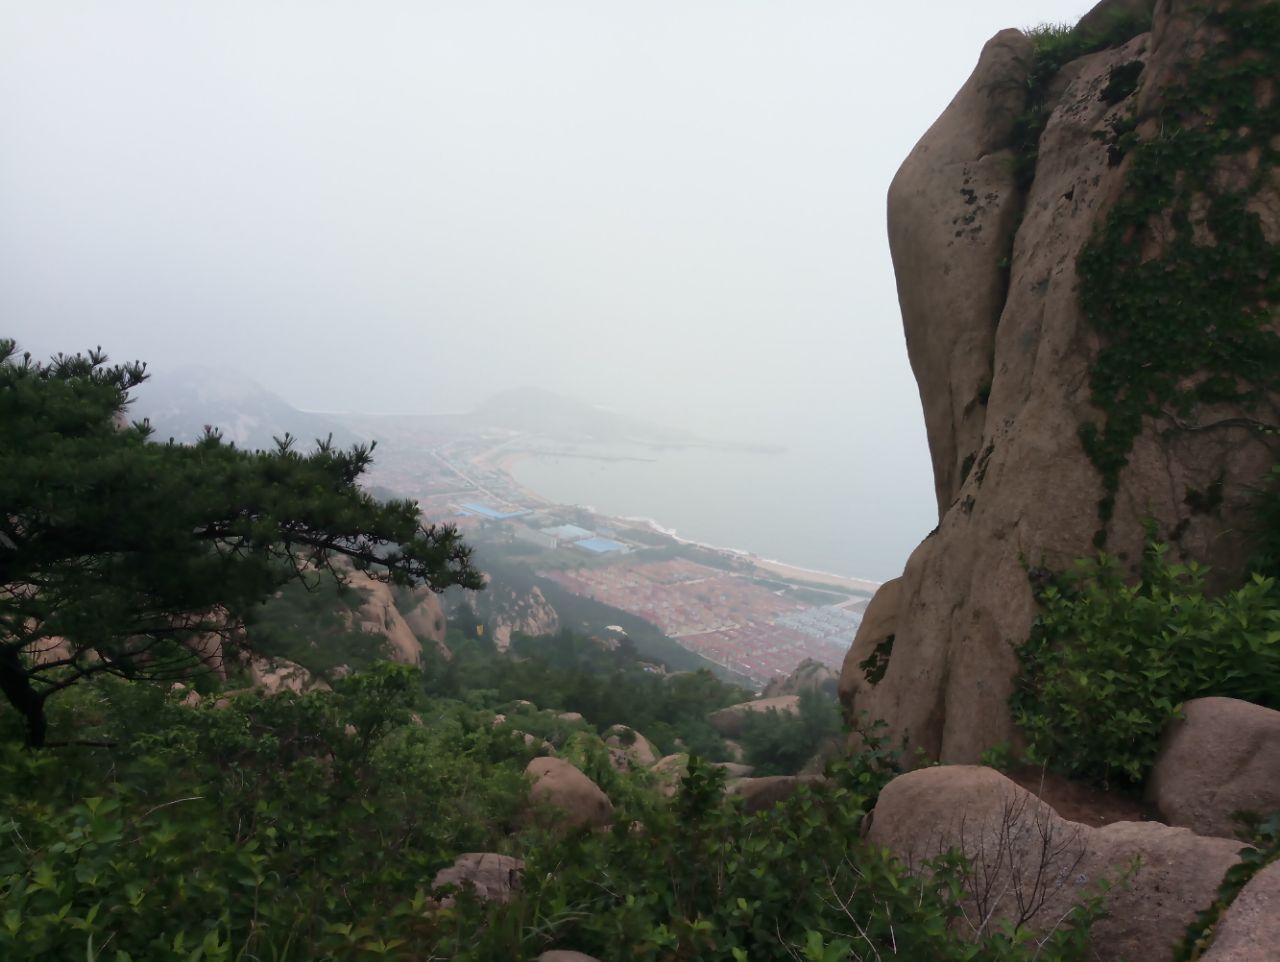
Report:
0,341,483,746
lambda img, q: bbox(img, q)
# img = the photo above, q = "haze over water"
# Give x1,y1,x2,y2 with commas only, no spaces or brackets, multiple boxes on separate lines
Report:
509,435,921,583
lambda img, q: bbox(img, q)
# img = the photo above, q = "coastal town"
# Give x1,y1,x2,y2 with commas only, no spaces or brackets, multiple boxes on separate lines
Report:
359,426,876,686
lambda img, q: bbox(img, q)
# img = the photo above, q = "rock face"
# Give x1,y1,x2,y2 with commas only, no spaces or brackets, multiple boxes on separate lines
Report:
868,767,1244,962
841,0,1280,762
430,853,523,905
526,757,614,830
344,570,424,665
762,658,838,698
1200,861,1280,962
708,695,801,738
400,585,449,654
1148,698,1280,838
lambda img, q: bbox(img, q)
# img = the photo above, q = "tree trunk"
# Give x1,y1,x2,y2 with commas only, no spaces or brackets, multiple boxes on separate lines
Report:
0,647,48,748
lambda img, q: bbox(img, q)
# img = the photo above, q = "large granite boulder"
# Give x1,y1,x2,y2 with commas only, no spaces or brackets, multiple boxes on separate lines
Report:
1200,861,1280,962
867,766,1244,962
841,0,1280,763
1148,698,1280,839
708,695,800,738
526,757,614,830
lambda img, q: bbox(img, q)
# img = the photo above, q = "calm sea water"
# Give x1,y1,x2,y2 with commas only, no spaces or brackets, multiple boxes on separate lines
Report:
507,439,934,583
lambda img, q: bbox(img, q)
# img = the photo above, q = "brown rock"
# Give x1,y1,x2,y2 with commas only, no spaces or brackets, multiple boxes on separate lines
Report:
1075,0,1153,41
400,585,450,657
727,775,825,814
526,757,614,830
887,28,1032,515
868,766,1244,962
1148,698,1280,839
842,4,1279,763
708,695,800,738
652,753,690,797
1200,861,1280,962
430,852,523,905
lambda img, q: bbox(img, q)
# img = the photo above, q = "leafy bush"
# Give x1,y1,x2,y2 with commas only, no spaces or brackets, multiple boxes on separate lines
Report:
1012,542,1280,789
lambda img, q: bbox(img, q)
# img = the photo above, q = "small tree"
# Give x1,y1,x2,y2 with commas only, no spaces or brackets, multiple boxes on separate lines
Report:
0,341,483,746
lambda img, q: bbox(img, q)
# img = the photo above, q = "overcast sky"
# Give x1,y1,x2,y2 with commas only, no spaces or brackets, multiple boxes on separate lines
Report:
2,1,1098,565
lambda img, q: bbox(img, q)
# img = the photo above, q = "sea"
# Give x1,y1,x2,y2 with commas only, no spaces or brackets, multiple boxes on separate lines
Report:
507,438,935,584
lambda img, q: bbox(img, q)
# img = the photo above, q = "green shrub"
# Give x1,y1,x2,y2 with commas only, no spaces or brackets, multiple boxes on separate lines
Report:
1012,542,1280,789
737,689,844,776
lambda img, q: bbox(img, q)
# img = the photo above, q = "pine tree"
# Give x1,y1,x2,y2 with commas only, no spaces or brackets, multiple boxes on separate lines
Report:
0,340,483,746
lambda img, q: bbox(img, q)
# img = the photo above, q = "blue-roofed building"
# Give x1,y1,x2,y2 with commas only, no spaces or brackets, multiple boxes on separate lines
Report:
459,502,530,521
573,536,628,554
540,523,593,541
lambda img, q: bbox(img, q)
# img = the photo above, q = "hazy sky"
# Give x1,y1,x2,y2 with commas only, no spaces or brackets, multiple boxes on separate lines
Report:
2,1,1099,570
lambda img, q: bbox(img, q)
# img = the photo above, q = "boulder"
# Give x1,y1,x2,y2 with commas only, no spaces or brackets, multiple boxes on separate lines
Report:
1200,861,1280,962
842,0,1280,763
868,766,1244,962
708,695,800,738
652,753,690,797
727,775,825,814
526,757,614,830
430,852,523,906
714,762,755,779
604,725,658,768
557,711,586,724
1148,697,1280,839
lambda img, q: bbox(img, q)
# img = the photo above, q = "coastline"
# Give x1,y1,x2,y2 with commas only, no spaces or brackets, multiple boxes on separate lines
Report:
478,444,884,597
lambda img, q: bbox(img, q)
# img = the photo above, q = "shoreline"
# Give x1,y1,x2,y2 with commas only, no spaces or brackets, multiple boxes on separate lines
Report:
477,444,885,597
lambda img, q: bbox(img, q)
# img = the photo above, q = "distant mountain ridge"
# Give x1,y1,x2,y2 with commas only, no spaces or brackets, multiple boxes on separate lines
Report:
128,367,363,451
128,369,695,450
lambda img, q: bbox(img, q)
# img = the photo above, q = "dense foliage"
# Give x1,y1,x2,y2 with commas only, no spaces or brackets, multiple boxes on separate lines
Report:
423,628,748,760
1012,541,1280,789
0,342,481,746
736,688,844,776
0,671,1110,962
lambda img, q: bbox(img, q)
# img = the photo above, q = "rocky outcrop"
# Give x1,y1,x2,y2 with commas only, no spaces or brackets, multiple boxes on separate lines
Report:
526,757,614,830
246,655,329,695
1148,698,1280,838
1200,861,1280,962
761,658,838,698
868,766,1244,962
344,570,423,665
708,695,800,738
841,0,1280,763
430,853,523,905
469,584,560,651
